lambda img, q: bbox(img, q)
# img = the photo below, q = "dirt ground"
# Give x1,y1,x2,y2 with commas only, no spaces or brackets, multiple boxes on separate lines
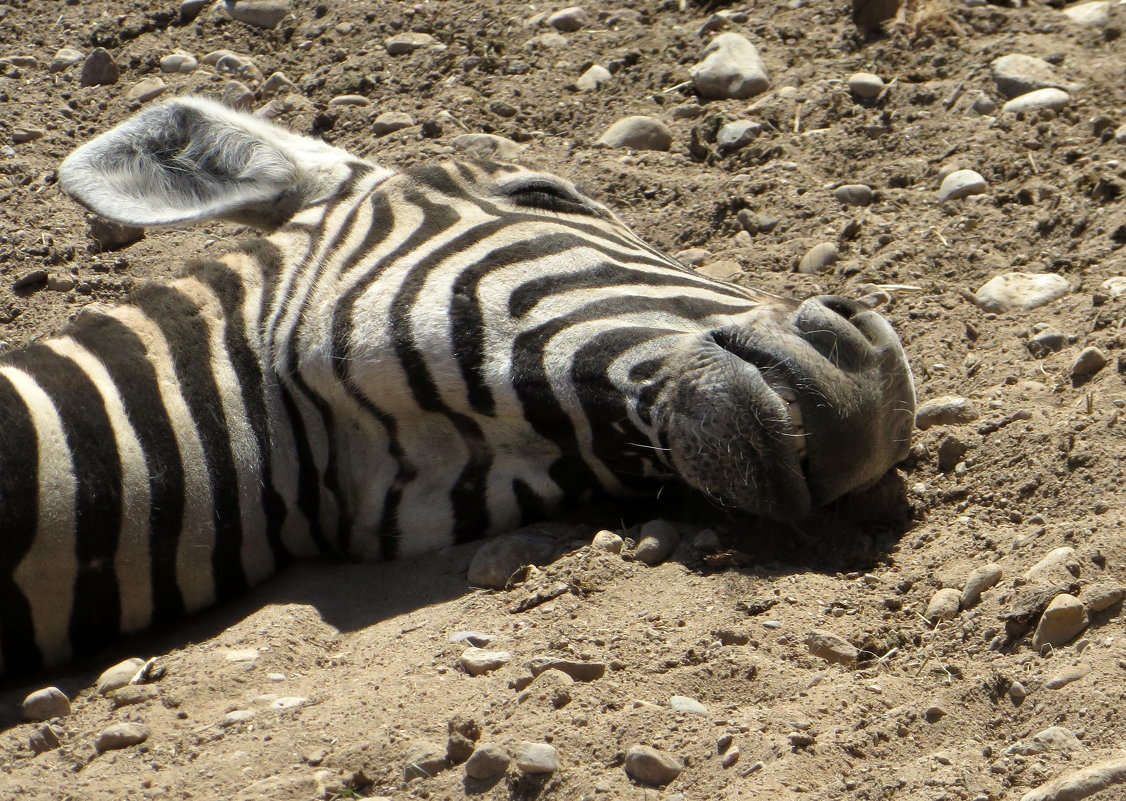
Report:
0,0,1124,798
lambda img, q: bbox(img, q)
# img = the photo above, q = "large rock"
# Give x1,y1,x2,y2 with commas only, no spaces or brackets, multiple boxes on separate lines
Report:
974,272,1070,312
22,687,71,721
1032,593,1088,650
690,33,769,100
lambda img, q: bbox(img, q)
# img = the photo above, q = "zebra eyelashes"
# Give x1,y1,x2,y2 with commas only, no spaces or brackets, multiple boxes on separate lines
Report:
499,177,602,217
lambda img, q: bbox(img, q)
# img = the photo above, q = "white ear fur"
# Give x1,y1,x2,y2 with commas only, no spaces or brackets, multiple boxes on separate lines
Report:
59,96,359,229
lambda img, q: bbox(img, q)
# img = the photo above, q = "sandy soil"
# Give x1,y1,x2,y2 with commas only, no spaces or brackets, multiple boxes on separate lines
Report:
0,0,1124,799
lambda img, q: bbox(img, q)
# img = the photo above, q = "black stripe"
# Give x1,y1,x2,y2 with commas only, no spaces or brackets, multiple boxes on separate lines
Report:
0,370,43,673
6,344,123,657
70,312,187,624
278,384,333,555
131,285,248,605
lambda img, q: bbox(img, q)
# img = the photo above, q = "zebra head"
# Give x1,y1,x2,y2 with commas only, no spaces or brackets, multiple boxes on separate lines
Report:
59,98,915,559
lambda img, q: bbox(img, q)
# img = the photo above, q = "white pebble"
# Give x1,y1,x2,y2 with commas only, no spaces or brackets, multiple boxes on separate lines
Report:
1002,88,1070,114
575,64,611,91
938,169,988,203
847,72,884,99
224,0,289,29
669,695,708,715
458,647,511,676
797,242,839,274
546,6,589,32
691,33,769,100
915,396,978,430
592,530,624,553
974,272,1070,313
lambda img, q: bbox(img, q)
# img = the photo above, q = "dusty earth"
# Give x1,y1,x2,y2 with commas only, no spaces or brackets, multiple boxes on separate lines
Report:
0,0,1124,798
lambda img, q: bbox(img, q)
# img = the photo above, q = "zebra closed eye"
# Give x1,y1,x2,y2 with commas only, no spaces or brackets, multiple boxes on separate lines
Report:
0,96,914,676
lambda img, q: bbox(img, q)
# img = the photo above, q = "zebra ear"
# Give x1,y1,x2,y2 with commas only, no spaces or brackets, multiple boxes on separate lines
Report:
59,96,357,229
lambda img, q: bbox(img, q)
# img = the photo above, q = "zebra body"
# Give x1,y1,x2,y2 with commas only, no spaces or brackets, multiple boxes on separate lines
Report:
0,98,915,675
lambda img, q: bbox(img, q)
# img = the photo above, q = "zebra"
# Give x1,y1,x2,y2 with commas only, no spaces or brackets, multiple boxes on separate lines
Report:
0,97,915,676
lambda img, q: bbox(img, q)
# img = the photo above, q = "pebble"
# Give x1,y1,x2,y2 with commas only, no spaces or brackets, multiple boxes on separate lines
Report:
222,80,255,110
915,396,978,430
936,435,968,472
449,631,494,647
546,6,589,32
22,687,71,721
624,744,685,786
372,111,415,135
1062,0,1112,26
597,116,673,151
527,657,607,682
180,0,210,22
833,184,872,206
386,32,444,56
458,647,511,676
12,127,45,144
29,724,62,754
804,629,858,665
1009,726,1083,755
1028,329,1070,356
95,722,149,753
576,64,611,91
488,100,518,118
465,743,511,780
1024,546,1078,583
691,32,769,100
0,55,37,68
224,648,258,663
797,242,839,274
515,742,559,774
592,530,624,553
261,71,293,95
450,133,523,161
1084,583,1124,613
1101,276,1126,297
847,72,885,99
974,272,1070,313
110,685,158,708
201,49,237,66
160,51,198,74
633,519,679,565
721,745,741,768
970,93,998,115
669,695,708,715
87,217,145,251
716,120,762,150
467,530,558,589
990,54,1075,99
1115,125,1126,145
126,77,166,104
269,696,309,710
1032,593,1088,650
961,564,1003,608
216,53,262,82
1070,347,1107,379
925,588,962,622
1009,681,1027,700
404,742,447,780
446,716,480,765
938,169,988,203
225,709,256,724
97,657,145,695
224,0,289,29
1044,666,1087,689
79,48,119,87
1002,88,1070,114
329,94,370,107
518,669,573,707
49,47,84,73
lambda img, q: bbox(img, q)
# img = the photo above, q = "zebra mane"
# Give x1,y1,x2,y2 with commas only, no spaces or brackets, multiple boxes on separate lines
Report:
58,96,359,230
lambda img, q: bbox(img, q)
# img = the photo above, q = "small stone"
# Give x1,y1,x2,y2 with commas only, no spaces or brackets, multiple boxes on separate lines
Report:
990,54,1076,99
926,588,962,622
527,657,607,682
97,657,145,695
180,0,211,22
458,647,511,676
721,745,741,768
1084,583,1124,613
1062,0,1112,26
110,685,158,708
47,274,76,293
1002,88,1070,114
592,530,624,553
1071,347,1108,379
224,0,289,29
693,529,722,553
938,169,988,203
1032,593,1089,650
95,722,149,753
970,93,998,115
925,705,947,722
716,120,762,150
126,77,166,104
936,435,968,473
467,530,558,589
1010,726,1083,755
691,32,769,100
847,72,884,99
546,6,589,32
465,743,511,779
834,184,872,206
386,32,443,56
224,709,256,724
669,695,708,715
915,396,978,430
633,519,679,565
1115,125,1126,145
488,100,518,118
261,71,293,94
1009,681,1027,700
974,272,1070,313
85,217,145,251
804,629,858,665
961,564,1003,609
671,103,704,120
29,724,62,754
200,49,237,66
268,696,309,710
373,111,415,135
13,270,47,291
160,51,198,74
80,48,119,87
1028,330,1070,356
797,242,839,274
515,742,559,774
49,47,85,73
12,127,45,144
329,94,370,107
22,687,70,721
404,742,447,780
675,248,710,267
1100,276,1126,297
1024,546,1078,583
216,53,262,82
446,716,480,764
451,133,523,161
1044,666,1087,689
576,64,611,91
624,744,685,786
597,116,673,151
222,80,255,110
449,631,494,647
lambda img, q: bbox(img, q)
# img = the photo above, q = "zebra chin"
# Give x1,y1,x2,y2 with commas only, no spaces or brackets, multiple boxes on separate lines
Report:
657,295,916,520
